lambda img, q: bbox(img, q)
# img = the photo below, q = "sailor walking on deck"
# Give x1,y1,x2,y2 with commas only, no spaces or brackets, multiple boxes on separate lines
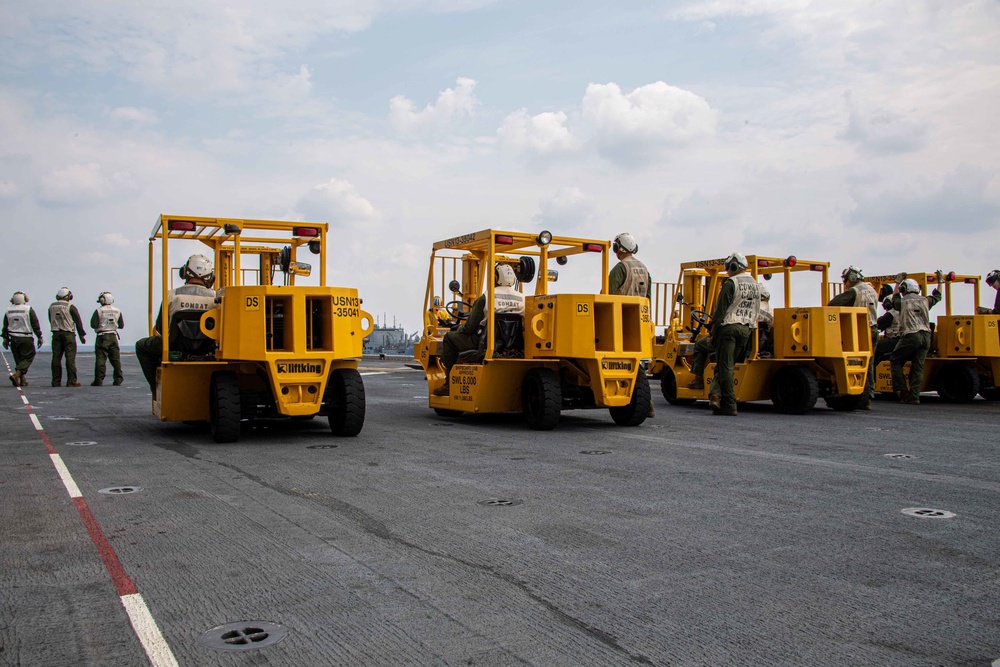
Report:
3,291,43,387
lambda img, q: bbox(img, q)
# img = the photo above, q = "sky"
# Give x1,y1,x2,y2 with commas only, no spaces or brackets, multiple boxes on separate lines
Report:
1,0,998,344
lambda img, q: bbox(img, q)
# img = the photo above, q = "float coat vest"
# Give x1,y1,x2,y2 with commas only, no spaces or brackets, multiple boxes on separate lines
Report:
167,285,216,321
850,282,879,327
616,258,650,297
95,305,123,334
719,273,761,327
898,293,931,335
49,301,75,332
493,286,525,316
5,305,32,337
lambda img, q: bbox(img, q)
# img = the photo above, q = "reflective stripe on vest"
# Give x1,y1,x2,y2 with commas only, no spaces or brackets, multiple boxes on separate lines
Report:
493,286,525,315
719,273,761,327
898,293,931,335
5,305,32,336
49,301,74,332
167,285,216,319
95,305,122,334
617,258,650,297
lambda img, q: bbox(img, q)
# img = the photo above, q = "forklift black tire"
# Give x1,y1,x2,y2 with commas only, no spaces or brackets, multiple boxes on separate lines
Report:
522,367,561,430
660,368,696,406
770,365,819,414
980,383,1000,401
823,393,867,411
327,368,366,436
936,364,980,403
209,372,241,443
610,372,650,426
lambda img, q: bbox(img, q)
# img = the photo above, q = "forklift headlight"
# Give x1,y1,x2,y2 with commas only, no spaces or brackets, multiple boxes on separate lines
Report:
308,240,321,255
537,230,552,246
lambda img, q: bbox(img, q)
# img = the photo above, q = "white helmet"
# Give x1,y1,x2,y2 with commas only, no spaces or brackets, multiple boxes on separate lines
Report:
495,264,516,288
182,254,215,283
56,287,73,300
841,265,863,283
10,291,26,305
724,252,748,273
97,292,114,305
759,281,770,302
900,278,921,295
613,232,638,254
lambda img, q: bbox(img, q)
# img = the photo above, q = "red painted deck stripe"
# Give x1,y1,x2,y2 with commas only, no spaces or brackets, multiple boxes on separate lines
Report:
71,496,139,596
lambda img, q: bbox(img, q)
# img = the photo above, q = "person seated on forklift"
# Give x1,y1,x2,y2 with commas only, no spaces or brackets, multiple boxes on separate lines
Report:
977,269,1000,314
886,278,941,405
432,264,525,396
688,252,761,416
431,296,454,328
828,265,879,407
755,279,773,357
608,232,651,298
136,254,218,392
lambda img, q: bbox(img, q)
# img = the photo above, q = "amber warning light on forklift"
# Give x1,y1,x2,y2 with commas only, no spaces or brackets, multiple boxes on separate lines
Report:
168,220,197,232
293,227,320,237
583,243,602,252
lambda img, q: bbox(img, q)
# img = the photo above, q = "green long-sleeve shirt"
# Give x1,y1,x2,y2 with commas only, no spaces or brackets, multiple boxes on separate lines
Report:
457,294,486,335
710,279,736,325
2,308,42,342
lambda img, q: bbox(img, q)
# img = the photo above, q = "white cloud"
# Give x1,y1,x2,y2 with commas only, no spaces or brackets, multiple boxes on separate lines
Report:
38,163,138,206
497,110,581,158
532,186,597,229
100,232,132,247
581,82,717,165
390,77,478,135
296,177,378,226
0,180,20,201
109,106,159,125
837,92,928,155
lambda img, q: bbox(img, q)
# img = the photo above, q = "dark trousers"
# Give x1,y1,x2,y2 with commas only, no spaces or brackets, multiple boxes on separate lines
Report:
51,331,78,384
9,337,36,374
709,323,752,411
135,335,163,391
865,325,878,398
94,333,123,384
440,331,478,374
890,331,931,400
690,337,712,376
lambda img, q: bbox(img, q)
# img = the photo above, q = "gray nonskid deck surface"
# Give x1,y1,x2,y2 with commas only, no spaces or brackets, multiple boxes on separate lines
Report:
1,352,998,666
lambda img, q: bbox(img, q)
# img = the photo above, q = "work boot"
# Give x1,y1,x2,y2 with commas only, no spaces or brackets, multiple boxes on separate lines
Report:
91,380,103,386
19,376,28,387
860,397,871,411
113,379,123,386
708,394,721,413
686,376,704,390
9,371,21,387
52,380,61,387
67,381,81,387
432,383,450,397
647,403,655,418
714,407,738,416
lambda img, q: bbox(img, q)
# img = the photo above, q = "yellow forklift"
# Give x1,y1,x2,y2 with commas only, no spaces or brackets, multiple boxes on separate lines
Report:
860,271,1000,402
648,256,872,413
147,215,373,442
415,229,653,429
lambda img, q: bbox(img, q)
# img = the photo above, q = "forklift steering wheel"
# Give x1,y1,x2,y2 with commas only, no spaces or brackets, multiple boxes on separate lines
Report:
446,300,474,321
690,309,709,327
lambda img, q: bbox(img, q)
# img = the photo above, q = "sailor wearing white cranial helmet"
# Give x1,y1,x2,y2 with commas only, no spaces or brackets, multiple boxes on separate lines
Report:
705,252,761,416
887,277,942,405
828,264,880,406
4,291,43,387
49,287,87,387
609,232,651,299
91,291,125,386
978,269,1000,314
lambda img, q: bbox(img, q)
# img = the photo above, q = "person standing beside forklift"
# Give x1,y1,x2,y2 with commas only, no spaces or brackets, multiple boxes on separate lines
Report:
608,233,651,298
827,266,879,409
3,291,43,387
977,270,1000,314
136,254,218,392
690,252,761,416
887,278,941,405
49,288,86,387
433,264,525,396
91,291,124,386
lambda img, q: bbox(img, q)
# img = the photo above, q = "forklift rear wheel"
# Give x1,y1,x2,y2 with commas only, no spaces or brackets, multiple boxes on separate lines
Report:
823,393,868,411
770,365,819,414
610,372,650,426
522,368,561,430
936,364,980,403
327,368,366,436
209,372,241,443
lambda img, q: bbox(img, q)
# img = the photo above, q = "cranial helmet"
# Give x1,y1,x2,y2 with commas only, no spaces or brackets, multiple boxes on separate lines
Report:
878,283,894,300
181,254,215,284
98,292,114,305
987,270,1000,286
10,291,26,305
900,278,921,295
495,263,516,288
724,252,748,273
56,287,73,300
612,233,638,255
841,265,863,283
